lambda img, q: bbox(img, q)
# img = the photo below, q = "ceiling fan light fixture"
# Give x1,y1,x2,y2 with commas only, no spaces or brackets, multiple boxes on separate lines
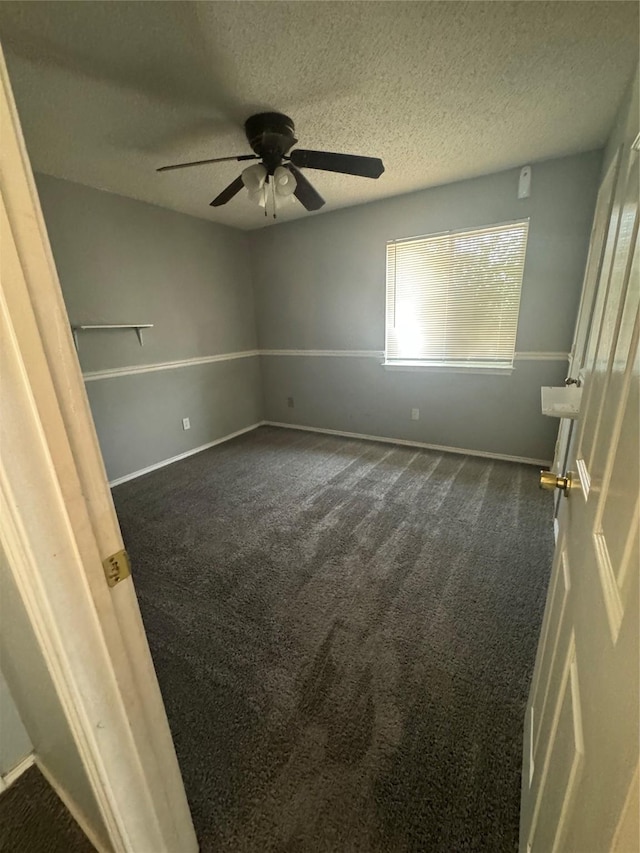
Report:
241,163,267,192
273,165,296,197
248,186,268,208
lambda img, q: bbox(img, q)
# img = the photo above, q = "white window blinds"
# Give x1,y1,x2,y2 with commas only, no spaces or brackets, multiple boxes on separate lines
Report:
385,220,529,368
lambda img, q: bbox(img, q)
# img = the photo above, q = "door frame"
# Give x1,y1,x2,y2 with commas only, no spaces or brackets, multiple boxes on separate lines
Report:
550,146,622,489
0,45,197,853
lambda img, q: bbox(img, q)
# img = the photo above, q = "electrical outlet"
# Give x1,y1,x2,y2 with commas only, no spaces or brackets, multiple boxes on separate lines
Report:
287,397,294,408
411,408,420,421
182,417,191,430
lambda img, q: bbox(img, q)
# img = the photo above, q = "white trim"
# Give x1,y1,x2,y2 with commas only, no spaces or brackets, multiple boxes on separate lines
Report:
108,418,549,488
0,752,35,793
382,361,514,375
36,757,110,853
514,352,570,362
261,349,567,361
263,421,551,466
81,349,568,383
109,422,263,486
554,517,560,543
259,349,384,358
83,349,260,382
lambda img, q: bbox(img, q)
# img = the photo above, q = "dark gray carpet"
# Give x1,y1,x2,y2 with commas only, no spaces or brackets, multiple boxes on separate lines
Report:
114,426,553,852
0,766,94,852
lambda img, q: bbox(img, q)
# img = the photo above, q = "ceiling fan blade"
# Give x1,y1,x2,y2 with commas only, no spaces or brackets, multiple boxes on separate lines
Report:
157,154,258,173
210,175,245,207
289,149,384,179
287,164,325,211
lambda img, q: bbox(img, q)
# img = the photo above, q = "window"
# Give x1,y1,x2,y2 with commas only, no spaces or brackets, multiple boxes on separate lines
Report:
385,219,529,371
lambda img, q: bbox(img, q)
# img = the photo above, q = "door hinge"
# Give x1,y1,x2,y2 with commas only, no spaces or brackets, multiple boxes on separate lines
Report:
102,549,131,588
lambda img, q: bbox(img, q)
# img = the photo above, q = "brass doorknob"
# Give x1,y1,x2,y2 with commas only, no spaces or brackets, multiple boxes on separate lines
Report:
540,470,571,494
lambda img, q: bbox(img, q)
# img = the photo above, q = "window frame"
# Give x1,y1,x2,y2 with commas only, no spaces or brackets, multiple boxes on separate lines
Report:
383,218,530,374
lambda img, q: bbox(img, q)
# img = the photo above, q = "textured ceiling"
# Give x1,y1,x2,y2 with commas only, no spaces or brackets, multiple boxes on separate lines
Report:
0,1,637,230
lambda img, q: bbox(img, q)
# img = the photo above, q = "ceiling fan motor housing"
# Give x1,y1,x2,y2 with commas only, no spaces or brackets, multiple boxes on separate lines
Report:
244,112,297,173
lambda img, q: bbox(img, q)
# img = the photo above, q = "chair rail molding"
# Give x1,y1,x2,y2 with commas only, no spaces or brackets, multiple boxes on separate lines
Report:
81,349,569,382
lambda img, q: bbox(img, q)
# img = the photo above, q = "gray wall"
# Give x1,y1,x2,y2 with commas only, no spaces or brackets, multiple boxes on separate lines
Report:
251,151,602,461
36,174,263,482
0,668,32,776
38,150,601,473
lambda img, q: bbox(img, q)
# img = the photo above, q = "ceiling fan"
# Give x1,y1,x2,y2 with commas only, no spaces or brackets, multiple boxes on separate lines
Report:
157,112,385,216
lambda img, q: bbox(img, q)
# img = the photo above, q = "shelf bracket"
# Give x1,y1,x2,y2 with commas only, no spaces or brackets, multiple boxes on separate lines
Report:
71,324,153,352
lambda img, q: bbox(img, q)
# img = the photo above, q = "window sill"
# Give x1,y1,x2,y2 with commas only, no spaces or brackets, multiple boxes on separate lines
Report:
382,361,514,376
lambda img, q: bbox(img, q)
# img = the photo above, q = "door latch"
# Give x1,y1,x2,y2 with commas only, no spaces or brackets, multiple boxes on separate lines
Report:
539,470,573,497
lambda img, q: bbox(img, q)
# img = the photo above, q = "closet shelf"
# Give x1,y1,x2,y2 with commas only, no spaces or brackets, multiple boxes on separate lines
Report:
72,324,153,350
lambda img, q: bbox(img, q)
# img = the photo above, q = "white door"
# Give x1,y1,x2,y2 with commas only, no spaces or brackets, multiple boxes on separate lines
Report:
1,45,197,852
520,76,639,853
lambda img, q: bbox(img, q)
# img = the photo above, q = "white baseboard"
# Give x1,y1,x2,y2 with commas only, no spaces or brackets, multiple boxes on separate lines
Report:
264,421,551,466
109,422,264,487
35,758,110,853
108,419,550,487
0,752,34,793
